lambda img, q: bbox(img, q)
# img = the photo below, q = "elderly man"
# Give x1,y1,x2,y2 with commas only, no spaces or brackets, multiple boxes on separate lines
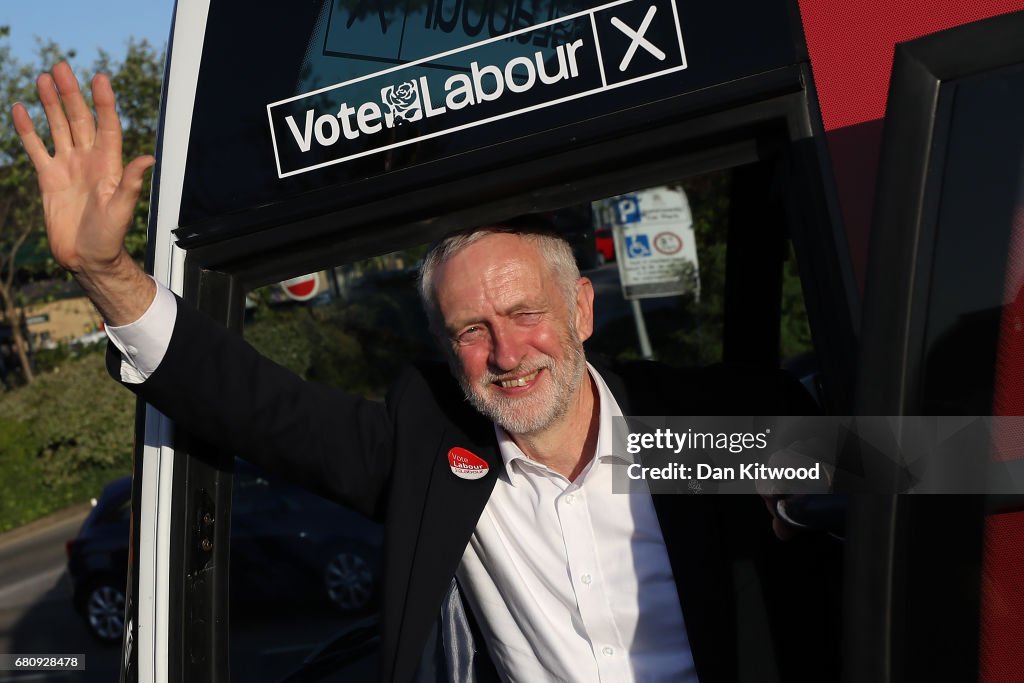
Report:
15,64,835,682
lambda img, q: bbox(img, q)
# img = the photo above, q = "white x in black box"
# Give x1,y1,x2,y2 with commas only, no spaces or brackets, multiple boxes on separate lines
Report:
593,0,686,86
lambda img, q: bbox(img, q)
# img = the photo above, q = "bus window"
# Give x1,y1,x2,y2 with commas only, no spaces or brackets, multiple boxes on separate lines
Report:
223,165,841,681
918,65,1024,416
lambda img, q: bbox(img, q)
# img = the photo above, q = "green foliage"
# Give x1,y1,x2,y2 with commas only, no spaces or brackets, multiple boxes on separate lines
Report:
0,417,52,531
0,352,134,531
32,337,105,374
661,173,730,366
245,282,436,399
246,304,386,397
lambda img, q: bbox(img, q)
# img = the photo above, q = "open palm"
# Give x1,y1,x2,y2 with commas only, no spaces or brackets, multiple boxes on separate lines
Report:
12,62,154,273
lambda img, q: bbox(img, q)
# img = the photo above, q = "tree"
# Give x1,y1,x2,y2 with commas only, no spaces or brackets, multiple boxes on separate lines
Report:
0,30,163,385
0,28,70,384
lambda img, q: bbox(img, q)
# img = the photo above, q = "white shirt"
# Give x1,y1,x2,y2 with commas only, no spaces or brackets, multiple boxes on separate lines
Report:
107,286,697,682
457,365,695,682
105,281,177,383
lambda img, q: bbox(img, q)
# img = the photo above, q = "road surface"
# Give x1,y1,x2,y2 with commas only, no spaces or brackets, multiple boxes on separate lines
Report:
0,506,374,682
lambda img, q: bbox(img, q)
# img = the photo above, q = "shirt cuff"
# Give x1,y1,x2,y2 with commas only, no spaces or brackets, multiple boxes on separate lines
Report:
105,281,177,384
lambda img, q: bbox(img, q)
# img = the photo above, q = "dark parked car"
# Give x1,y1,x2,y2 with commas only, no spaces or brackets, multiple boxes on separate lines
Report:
66,462,383,643
65,476,132,643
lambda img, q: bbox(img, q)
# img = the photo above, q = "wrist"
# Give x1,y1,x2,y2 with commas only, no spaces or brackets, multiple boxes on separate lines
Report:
73,251,156,326
69,246,134,276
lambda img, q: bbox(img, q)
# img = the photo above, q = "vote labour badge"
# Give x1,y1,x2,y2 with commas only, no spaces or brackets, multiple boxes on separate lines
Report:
448,447,489,480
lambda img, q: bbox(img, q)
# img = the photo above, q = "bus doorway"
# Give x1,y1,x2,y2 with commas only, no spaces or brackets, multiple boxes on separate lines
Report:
120,1,1024,682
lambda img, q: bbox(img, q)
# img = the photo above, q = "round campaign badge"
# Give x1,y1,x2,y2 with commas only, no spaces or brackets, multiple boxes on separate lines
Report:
448,447,489,480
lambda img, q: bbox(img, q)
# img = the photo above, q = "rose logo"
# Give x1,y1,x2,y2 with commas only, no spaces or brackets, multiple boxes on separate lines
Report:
381,80,423,127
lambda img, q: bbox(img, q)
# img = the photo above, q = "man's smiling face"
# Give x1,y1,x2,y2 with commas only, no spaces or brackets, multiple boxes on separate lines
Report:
433,232,593,436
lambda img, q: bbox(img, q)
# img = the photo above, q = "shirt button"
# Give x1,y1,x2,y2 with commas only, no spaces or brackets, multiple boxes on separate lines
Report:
564,494,575,505
580,573,592,585
126,345,138,357
602,646,615,657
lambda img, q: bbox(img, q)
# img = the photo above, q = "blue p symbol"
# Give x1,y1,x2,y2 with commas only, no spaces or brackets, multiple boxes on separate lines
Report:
615,196,641,224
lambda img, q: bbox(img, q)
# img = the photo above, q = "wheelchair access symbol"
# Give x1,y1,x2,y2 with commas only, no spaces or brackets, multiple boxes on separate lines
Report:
625,234,653,258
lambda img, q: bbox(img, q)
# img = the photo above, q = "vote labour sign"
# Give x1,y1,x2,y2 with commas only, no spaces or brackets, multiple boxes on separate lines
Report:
267,0,686,178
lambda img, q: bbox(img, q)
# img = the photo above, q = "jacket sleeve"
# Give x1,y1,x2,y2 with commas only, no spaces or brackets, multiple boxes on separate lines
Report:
106,296,395,517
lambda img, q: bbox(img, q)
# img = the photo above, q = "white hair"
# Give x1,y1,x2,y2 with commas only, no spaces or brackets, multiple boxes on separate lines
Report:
417,225,580,336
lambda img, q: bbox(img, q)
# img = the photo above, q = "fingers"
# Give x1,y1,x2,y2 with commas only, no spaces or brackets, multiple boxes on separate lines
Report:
92,73,123,157
109,155,156,219
11,102,51,169
761,494,802,540
36,72,74,153
33,63,104,155
51,62,96,148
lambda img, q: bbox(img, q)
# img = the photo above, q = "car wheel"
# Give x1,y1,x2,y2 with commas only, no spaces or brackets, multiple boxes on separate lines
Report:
324,550,374,612
85,582,125,643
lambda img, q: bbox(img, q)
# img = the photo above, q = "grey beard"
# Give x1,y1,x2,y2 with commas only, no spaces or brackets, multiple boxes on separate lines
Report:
455,337,587,436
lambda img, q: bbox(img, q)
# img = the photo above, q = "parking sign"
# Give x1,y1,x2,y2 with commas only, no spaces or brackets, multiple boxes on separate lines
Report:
606,186,699,299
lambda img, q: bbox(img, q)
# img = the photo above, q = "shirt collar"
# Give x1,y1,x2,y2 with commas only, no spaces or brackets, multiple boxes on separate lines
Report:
495,362,635,487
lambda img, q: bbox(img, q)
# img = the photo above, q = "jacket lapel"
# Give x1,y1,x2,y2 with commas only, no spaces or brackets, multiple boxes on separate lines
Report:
392,422,500,682
650,495,738,681
600,362,738,682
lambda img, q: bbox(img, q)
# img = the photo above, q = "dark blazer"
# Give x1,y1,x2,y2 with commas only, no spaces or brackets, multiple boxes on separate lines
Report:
110,298,841,682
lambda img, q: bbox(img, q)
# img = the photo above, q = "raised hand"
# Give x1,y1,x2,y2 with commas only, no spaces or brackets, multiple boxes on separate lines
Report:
12,62,156,325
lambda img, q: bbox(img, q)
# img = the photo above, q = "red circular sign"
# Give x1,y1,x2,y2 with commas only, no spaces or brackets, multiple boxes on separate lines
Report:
653,232,683,255
281,273,321,301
